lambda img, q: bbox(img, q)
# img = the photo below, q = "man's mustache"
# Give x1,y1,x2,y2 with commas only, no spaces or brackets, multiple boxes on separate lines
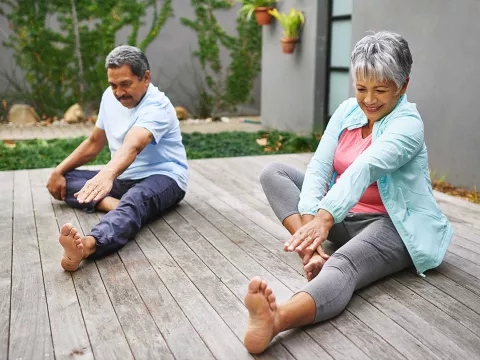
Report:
116,95,132,101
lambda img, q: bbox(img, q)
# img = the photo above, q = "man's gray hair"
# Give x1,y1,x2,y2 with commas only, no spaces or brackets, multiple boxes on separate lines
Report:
351,31,412,91
105,45,150,80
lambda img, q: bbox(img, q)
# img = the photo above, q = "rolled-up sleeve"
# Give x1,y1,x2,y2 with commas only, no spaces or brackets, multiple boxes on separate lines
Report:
134,105,171,145
298,100,347,216
318,114,424,223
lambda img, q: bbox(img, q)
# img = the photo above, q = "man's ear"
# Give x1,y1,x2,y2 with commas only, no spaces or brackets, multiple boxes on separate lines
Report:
144,70,151,83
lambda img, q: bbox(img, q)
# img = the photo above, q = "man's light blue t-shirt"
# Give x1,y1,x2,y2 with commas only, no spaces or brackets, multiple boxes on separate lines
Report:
96,83,188,191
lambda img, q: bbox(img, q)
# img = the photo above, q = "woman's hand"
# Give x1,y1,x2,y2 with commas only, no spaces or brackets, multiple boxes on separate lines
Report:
284,210,334,263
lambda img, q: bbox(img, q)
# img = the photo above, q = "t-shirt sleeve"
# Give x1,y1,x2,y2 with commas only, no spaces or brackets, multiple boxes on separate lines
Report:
95,96,106,130
134,105,172,145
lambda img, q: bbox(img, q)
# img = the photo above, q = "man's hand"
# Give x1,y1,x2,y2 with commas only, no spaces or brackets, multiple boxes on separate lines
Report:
75,170,115,204
284,210,334,263
47,170,67,200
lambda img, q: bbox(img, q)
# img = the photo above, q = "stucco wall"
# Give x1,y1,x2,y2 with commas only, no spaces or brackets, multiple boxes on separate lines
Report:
260,0,330,133
0,2,260,116
352,0,480,189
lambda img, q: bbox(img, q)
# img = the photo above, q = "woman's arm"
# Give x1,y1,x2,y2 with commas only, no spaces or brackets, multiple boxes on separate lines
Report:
318,113,424,223
298,100,349,216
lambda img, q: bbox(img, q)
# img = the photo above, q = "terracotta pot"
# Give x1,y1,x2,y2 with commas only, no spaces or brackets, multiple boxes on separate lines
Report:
281,37,298,54
255,7,273,26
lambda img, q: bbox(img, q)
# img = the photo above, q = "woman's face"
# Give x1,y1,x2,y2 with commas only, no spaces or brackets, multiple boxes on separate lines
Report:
355,76,409,123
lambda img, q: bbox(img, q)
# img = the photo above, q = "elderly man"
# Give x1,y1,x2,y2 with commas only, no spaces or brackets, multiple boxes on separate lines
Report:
46,45,188,271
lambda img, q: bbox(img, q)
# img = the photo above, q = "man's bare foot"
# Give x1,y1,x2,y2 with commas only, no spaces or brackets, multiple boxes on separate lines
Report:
304,253,327,281
59,223,84,271
96,196,120,212
244,277,282,354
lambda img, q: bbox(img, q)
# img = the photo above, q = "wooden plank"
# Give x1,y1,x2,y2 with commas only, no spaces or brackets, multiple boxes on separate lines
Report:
329,311,405,360
359,284,471,359
51,202,134,360
189,167,291,241
347,295,439,360
435,262,480,296
29,169,93,359
74,210,173,360
305,322,370,360
172,202,334,359
448,242,480,265
178,199,304,296
443,252,480,279
153,213,290,359
394,271,480,336
9,170,54,359
118,241,215,360
425,270,480,316
138,219,256,360
378,278,480,357
0,172,13,360
451,235,480,253
186,179,303,274
188,160,274,218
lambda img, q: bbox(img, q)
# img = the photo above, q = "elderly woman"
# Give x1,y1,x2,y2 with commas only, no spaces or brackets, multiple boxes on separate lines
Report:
243,31,453,354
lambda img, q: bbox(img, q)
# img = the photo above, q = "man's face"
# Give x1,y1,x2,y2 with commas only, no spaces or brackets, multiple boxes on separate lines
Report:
107,65,150,109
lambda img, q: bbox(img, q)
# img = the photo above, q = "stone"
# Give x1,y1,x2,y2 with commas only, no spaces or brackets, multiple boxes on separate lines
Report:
7,104,40,126
64,103,85,123
175,106,189,120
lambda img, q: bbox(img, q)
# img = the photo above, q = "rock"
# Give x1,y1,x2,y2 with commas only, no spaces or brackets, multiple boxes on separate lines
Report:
7,104,40,126
86,115,98,124
175,106,189,120
220,116,230,123
64,103,85,123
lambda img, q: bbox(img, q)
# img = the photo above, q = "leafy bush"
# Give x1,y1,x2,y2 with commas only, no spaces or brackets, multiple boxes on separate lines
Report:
0,0,173,117
0,131,320,171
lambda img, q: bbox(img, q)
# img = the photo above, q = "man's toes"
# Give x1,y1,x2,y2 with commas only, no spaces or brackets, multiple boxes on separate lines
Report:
74,233,81,240
70,227,78,237
248,277,263,293
265,288,272,297
60,223,73,236
267,294,275,303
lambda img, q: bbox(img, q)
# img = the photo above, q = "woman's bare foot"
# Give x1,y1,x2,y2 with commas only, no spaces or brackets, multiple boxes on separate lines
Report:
304,253,327,281
59,223,84,271
244,277,282,354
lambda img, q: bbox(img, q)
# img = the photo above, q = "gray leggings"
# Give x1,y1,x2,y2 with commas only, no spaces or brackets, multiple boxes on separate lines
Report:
260,162,413,323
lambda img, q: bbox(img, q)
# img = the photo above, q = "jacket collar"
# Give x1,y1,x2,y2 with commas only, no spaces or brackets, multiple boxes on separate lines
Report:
342,95,408,131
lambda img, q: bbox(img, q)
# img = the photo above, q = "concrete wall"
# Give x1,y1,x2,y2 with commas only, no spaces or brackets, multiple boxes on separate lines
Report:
0,2,260,116
352,0,480,189
261,0,329,133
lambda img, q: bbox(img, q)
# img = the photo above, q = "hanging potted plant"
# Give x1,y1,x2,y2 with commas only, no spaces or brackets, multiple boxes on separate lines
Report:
240,0,278,26
268,8,305,54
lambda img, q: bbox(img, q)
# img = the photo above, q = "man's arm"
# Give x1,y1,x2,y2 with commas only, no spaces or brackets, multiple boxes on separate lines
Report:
46,127,107,200
75,126,153,204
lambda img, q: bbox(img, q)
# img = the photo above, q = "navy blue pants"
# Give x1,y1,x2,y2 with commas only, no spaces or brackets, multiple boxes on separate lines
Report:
64,170,185,259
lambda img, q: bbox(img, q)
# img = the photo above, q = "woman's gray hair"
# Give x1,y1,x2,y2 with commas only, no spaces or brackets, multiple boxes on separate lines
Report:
105,45,150,80
351,31,412,91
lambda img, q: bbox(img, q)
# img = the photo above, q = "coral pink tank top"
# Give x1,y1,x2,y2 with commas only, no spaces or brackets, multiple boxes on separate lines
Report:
333,127,387,213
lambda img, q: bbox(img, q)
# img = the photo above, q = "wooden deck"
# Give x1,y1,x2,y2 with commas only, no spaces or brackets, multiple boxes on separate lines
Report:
1,153,480,360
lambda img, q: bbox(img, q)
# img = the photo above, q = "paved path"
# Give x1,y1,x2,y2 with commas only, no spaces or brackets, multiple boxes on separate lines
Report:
0,116,264,140
1,153,480,359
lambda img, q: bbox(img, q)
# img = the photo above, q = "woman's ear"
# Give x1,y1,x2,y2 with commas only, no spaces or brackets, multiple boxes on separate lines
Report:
400,76,410,95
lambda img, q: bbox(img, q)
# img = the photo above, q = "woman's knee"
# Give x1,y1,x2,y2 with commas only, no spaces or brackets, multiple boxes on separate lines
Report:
259,162,291,187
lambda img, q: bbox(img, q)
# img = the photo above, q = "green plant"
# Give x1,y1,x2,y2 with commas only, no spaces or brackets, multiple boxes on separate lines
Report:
182,0,262,116
0,0,174,117
239,0,277,20
269,8,305,38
